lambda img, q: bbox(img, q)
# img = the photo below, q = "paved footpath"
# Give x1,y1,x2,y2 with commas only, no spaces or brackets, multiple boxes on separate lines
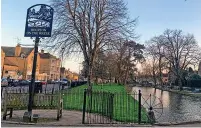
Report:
1,110,84,126
1,110,201,127
1,110,152,127
2,122,201,127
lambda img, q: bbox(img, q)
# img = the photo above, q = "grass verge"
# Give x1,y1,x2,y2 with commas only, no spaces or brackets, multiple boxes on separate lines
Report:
62,83,148,123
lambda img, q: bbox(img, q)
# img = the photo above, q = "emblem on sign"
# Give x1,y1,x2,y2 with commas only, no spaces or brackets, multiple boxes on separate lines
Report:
24,4,54,37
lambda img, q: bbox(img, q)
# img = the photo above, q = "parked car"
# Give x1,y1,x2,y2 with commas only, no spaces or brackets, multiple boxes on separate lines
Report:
147,82,153,86
6,79,18,86
17,80,30,86
51,80,56,84
193,88,201,93
10,79,19,86
34,81,43,93
141,81,149,86
183,87,192,91
174,86,180,90
41,81,47,85
58,78,70,86
1,78,8,87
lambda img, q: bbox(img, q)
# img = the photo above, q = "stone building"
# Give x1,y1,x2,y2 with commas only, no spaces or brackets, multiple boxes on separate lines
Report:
1,44,41,79
39,50,61,80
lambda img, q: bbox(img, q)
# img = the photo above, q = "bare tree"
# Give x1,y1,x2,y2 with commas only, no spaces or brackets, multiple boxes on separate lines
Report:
145,36,168,86
140,61,154,82
161,29,198,90
47,0,137,89
110,40,145,85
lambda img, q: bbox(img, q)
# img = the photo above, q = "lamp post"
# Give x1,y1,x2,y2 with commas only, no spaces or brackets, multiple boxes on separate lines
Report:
60,47,65,90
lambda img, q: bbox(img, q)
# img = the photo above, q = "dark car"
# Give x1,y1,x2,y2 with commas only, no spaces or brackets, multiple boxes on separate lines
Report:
9,79,19,86
141,81,149,86
57,78,70,86
147,82,153,86
18,80,30,86
34,81,43,93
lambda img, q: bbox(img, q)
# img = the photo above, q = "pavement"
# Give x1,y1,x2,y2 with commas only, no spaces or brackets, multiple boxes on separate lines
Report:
1,110,84,126
1,110,201,127
1,110,152,127
2,122,201,127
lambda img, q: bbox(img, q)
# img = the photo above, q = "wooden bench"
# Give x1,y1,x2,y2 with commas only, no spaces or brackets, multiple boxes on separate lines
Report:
2,90,63,121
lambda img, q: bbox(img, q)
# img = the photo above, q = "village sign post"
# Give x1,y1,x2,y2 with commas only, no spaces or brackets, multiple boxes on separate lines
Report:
24,4,54,121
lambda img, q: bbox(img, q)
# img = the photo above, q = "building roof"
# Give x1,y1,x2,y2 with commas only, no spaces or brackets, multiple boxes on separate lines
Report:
1,46,33,57
4,58,18,67
39,53,57,59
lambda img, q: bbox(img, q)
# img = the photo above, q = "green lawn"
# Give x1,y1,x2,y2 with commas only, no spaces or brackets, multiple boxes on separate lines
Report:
62,84,148,123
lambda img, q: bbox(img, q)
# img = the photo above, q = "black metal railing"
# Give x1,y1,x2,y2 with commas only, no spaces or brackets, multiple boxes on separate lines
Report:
81,89,148,124
1,84,156,125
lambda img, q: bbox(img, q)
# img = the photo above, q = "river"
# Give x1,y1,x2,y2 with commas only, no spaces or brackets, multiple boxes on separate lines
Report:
132,86,201,123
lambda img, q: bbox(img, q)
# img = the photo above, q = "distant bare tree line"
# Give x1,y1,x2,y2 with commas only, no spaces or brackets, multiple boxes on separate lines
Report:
142,29,201,90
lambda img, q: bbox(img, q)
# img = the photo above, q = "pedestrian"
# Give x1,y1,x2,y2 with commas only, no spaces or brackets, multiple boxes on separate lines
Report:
7,75,11,86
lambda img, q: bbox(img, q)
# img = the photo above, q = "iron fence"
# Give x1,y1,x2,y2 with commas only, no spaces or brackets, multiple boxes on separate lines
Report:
1,85,160,125
63,89,150,124
60,88,151,124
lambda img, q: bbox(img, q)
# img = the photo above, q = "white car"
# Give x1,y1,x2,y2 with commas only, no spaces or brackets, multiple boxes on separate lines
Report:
59,78,70,86
1,78,8,87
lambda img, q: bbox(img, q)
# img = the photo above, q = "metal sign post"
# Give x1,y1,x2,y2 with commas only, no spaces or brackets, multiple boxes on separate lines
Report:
24,4,54,121
28,37,39,114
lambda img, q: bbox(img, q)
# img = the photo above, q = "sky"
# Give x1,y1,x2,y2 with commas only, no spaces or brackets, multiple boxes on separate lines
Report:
1,0,201,72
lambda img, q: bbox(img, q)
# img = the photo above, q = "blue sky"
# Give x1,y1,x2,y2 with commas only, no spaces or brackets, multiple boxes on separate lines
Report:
1,0,201,72
124,0,201,45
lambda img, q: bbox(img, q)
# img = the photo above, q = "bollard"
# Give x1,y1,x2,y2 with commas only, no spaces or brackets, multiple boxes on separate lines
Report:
33,114,39,123
23,112,31,122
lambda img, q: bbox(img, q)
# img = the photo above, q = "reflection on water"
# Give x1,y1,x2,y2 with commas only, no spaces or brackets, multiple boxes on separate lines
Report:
132,87,201,123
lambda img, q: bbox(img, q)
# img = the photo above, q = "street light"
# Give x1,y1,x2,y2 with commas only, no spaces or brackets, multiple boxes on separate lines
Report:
60,47,65,90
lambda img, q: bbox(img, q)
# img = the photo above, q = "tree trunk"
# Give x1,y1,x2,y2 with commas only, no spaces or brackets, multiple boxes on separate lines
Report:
152,58,157,87
178,75,183,91
159,56,163,85
87,64,93,90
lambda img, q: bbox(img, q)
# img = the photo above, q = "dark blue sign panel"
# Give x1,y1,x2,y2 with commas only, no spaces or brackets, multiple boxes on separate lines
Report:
24,4,54,37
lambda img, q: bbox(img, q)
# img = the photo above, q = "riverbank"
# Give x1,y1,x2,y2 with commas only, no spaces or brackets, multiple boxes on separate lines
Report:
132,86,201,123
153,86,201,98
168,89,201,97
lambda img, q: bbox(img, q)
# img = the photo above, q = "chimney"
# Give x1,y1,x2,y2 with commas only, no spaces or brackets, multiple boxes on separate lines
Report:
15,43,21,56
41,49,44,54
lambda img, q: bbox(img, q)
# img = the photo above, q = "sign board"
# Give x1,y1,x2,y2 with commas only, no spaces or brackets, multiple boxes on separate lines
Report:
24,4,54,37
